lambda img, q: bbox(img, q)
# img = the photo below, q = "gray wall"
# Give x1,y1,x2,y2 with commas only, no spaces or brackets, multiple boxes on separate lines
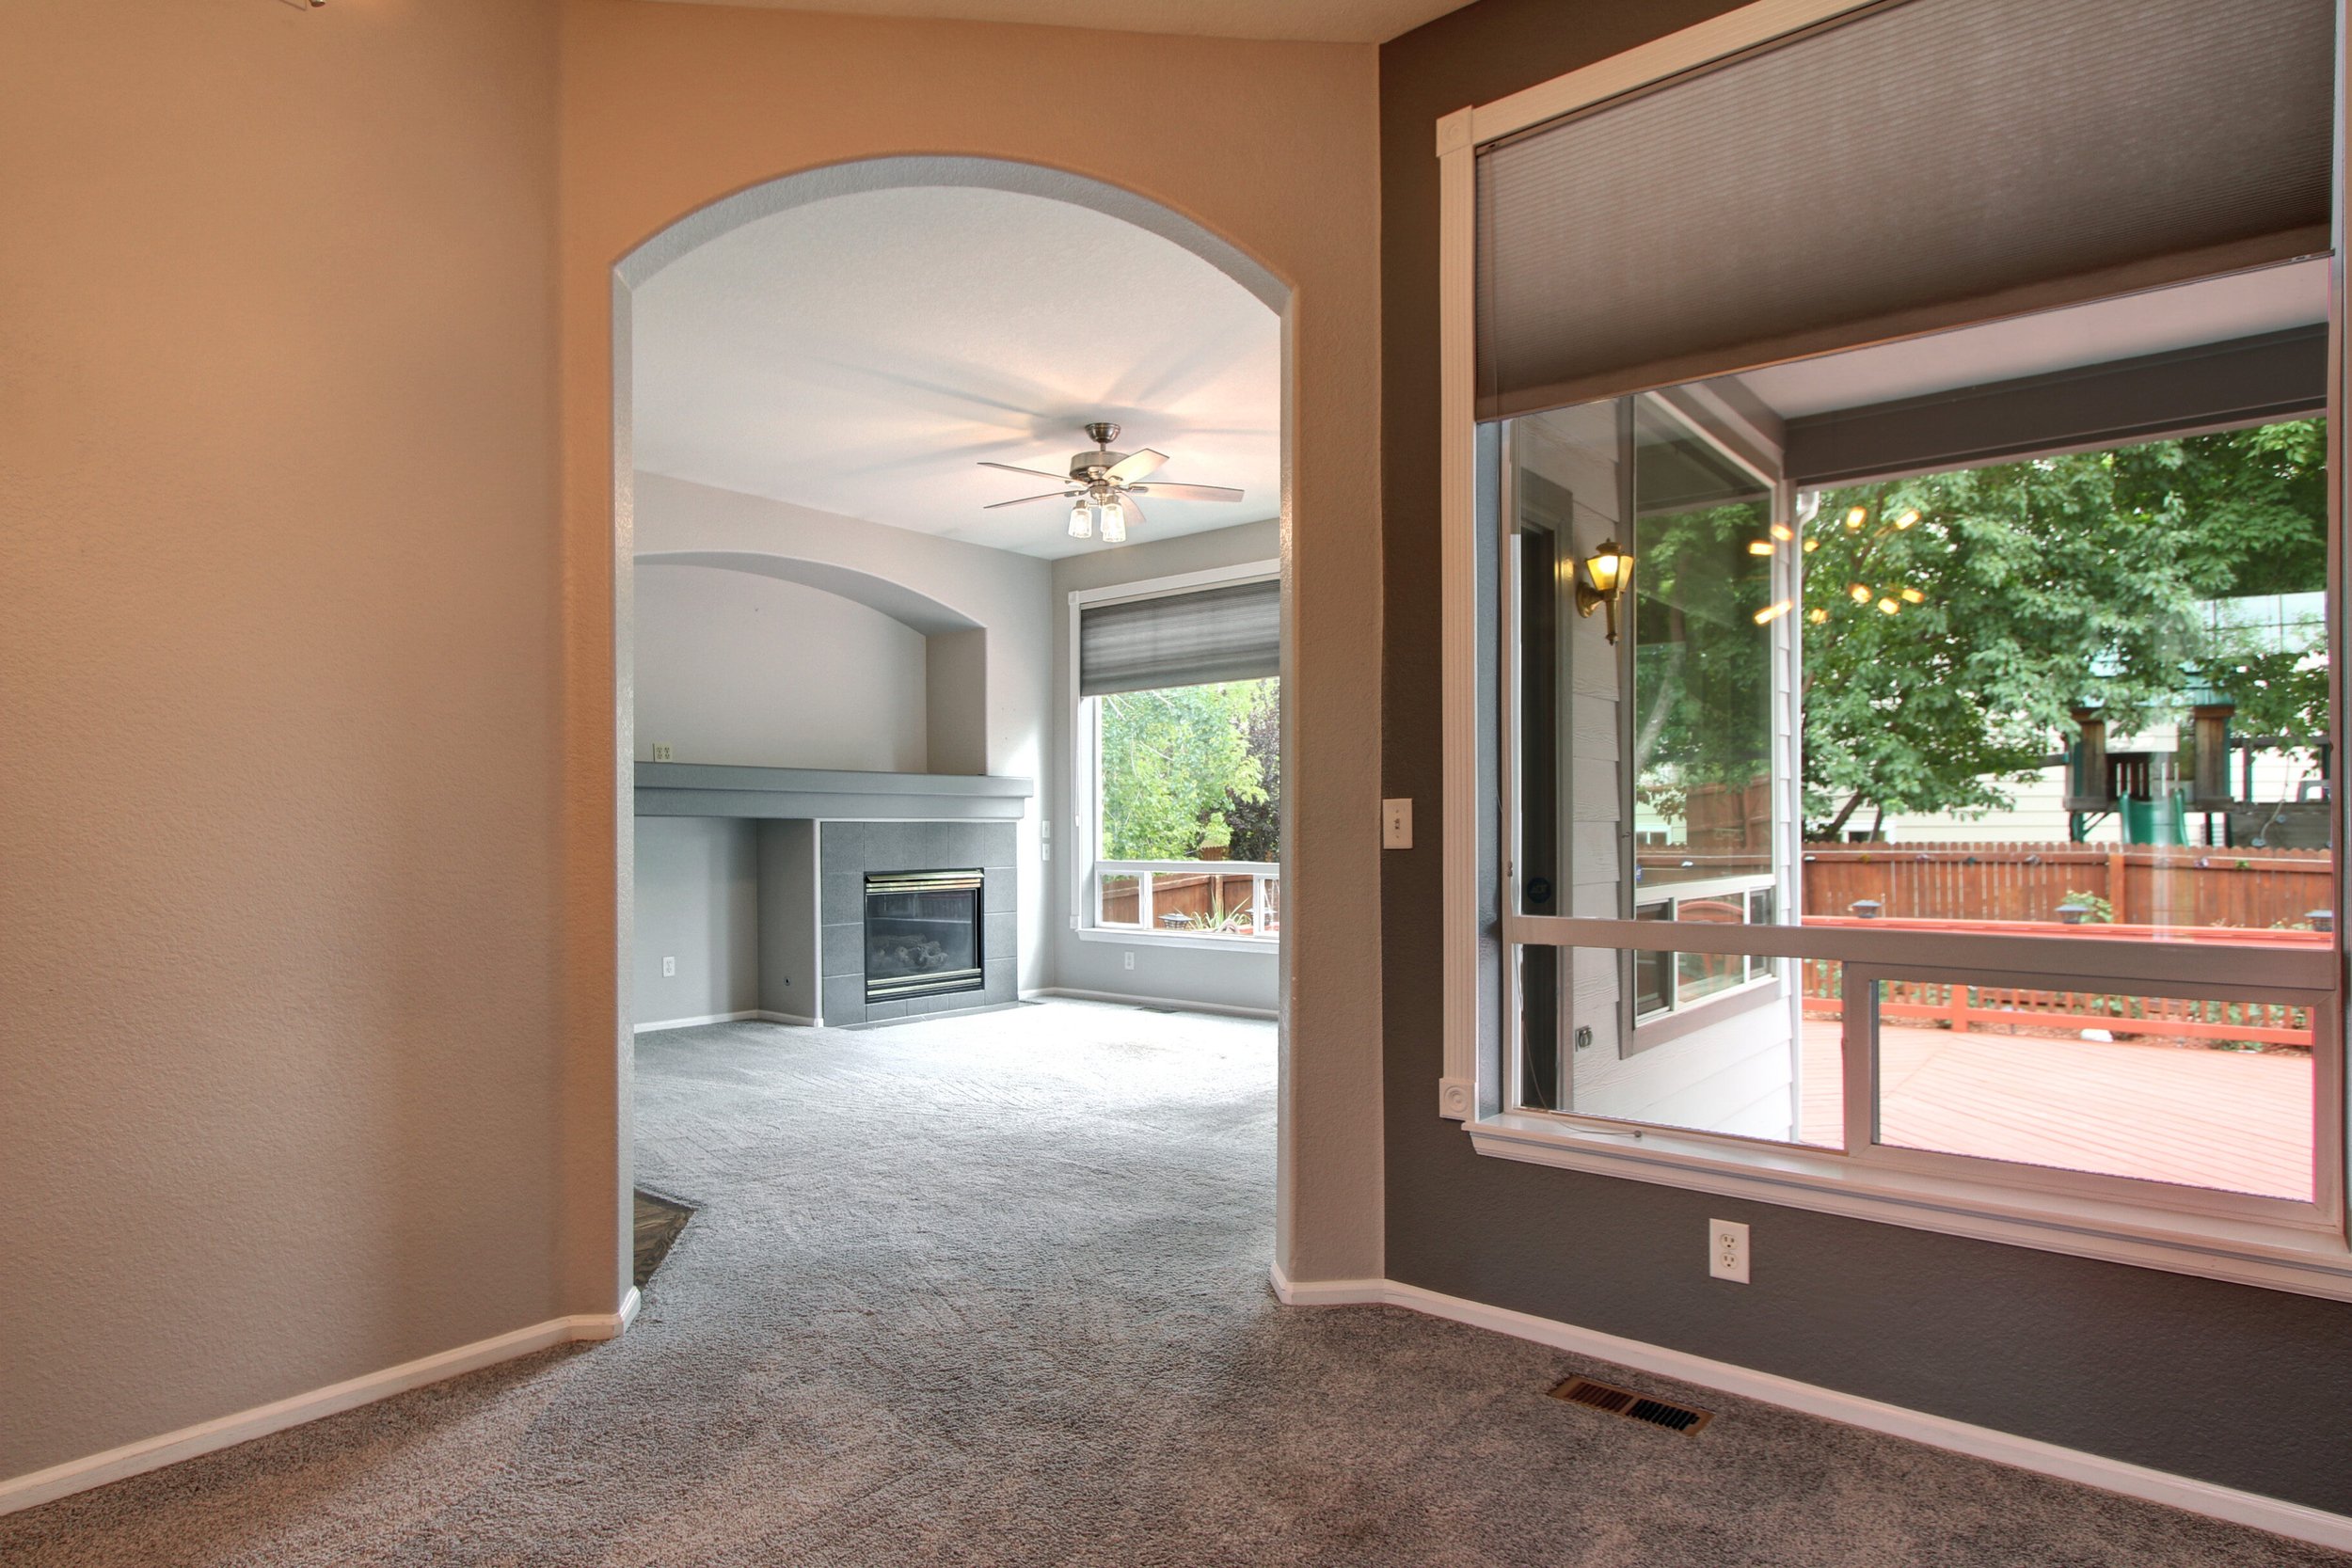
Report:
633,561,930,773
635,475,1054,992
1048,519,1282,1015
757,820,819,1022
0,1,567,1484
632,817,761,1027
1378,0,2352,1514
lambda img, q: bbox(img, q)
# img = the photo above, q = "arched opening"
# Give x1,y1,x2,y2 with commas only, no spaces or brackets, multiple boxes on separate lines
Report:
612,156,1294,1307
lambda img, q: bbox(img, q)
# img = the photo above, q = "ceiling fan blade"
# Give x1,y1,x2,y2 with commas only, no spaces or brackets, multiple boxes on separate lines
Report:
1132,482,1244,502
977,461,1077,483
1105,448,1169,483
983,490,1078,510
1120,492,1147,526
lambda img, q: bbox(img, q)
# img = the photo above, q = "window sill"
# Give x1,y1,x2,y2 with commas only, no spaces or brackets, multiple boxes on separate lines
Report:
1074,926,1279,954
1465,1111,2352,1303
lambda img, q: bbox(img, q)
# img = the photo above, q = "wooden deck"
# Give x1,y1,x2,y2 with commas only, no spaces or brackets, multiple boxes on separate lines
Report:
1797,1020,2313,1201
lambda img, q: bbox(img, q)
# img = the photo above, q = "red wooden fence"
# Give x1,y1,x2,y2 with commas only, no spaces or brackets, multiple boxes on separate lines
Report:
1101,871,1273,932
1799,841,2331,930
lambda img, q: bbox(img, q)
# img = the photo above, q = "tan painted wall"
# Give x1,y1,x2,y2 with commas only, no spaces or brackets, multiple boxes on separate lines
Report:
0,0,1382,1489
0,1,563,1481
558,0,1386,1291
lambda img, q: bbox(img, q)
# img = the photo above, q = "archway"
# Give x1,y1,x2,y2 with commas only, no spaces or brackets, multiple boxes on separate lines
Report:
611,155,1295,1311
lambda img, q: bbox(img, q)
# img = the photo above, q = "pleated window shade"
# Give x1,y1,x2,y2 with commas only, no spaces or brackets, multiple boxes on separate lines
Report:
1474,0,2336,420
1079,578,1279,697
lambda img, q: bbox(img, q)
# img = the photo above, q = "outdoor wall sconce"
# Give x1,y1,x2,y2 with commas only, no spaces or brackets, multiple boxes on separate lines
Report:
1575,540,1633,643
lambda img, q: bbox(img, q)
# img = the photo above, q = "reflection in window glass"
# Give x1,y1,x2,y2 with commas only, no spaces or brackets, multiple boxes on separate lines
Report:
1799,420,2330,938
1633,404,1777,901
1632,902,1672,1019
1674,894,1746,1006
1501,293,2337,1164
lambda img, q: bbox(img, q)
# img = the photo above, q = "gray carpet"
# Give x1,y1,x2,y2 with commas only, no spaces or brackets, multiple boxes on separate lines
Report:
5,999,2341,1566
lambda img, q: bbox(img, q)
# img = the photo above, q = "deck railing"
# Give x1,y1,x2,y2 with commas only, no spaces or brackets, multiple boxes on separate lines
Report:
1094,859,1279,939
1793,917,2319,1047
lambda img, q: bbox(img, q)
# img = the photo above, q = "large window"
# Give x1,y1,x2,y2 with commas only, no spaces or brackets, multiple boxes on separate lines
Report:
1504,383,2334,1212
1442,0,2350,1285
1073,568,1279,945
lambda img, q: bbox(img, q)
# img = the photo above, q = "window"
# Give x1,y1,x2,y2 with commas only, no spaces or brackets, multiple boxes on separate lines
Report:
1439,0,2352,1289
1073,567,1279,946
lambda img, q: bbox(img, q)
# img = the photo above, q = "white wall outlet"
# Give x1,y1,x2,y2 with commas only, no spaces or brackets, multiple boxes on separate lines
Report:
1383,797,1413,849
651,742,674,763
1123,951,1136,971
661,956,676,978
1709,1219,1750,1283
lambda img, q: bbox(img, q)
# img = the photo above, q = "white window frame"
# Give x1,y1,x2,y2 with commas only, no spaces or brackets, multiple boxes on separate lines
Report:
1436,0,2352,1300
1069,560,1282,955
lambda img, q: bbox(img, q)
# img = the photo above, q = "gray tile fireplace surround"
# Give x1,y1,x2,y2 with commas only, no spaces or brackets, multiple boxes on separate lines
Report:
820,819,1017,1026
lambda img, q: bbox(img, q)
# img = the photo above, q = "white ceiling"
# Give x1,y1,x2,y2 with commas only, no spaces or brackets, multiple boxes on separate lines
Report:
644,0,1468,44
1728,261,2331,420
631,185,1279,560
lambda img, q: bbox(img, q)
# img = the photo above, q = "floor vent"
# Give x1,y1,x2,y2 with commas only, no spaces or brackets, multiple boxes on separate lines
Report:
1549,1375,1714,1434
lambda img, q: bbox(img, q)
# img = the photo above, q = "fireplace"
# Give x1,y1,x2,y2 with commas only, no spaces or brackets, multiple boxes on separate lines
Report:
864,869,985,1004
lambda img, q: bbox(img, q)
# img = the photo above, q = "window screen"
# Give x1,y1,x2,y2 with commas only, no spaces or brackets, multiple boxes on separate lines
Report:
1474,0,2336,419
1079,578,1279,696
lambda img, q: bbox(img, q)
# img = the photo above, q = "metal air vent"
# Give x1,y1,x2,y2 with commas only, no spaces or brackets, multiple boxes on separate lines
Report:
1549,1375,1714,1434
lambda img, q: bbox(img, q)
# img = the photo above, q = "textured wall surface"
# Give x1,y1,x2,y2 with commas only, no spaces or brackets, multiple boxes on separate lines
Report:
1377,0,2352,1513
0,0,564,1481
563,2,1386,1286
634,562,930,774
632,816,760,1027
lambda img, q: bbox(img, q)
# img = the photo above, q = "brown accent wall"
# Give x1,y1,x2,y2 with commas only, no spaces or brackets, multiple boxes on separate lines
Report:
1379,0,2352,1513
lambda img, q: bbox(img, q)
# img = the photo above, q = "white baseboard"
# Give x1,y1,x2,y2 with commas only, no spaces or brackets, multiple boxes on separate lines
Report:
633,1010,762,1034
0,1291,640,1519
1025,986,1277,1022
755,1009,818,1026
1267,1266,2352,1553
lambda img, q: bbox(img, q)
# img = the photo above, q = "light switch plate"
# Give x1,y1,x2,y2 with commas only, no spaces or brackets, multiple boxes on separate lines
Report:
1382,798,1413,849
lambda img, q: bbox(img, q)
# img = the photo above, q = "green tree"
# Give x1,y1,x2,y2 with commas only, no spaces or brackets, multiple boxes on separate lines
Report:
1797,420,2328,837
1098,679,1272,860
1221,686,1280,863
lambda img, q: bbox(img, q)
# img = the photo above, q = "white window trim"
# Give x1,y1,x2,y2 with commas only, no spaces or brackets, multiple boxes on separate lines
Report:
1435,0,2352,1298
1069,560,1282,955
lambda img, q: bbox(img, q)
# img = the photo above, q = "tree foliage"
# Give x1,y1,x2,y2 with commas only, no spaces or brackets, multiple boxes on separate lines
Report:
1794,420,2328,836
1098,678,1277,861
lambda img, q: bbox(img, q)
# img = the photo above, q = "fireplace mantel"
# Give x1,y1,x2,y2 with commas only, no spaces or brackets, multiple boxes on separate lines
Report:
632,761,1032,821
635,761,1030,822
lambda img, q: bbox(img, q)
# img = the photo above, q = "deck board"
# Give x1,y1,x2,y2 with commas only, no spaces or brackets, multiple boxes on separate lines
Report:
1797,1020,2312,1200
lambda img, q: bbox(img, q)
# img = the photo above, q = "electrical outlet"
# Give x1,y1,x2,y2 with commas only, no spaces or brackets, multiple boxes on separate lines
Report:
1382,798,1413,849
1123,951,1135,971
661,956,676,978
651,742,674,763
1709,1219,1750,1284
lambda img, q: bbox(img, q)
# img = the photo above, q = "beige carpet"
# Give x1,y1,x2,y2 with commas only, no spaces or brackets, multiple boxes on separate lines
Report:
3,1000,2339,1566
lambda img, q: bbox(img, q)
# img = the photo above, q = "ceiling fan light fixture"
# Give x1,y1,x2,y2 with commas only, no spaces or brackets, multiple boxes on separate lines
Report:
1098,499,1127,544
1068,498,1093,539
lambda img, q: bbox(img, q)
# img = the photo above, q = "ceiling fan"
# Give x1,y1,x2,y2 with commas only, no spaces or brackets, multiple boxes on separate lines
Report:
978,422,1244,543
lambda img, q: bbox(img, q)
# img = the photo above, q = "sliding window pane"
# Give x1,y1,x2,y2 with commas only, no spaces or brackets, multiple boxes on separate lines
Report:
1800,419,2332,945
1867,976,2317,1200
